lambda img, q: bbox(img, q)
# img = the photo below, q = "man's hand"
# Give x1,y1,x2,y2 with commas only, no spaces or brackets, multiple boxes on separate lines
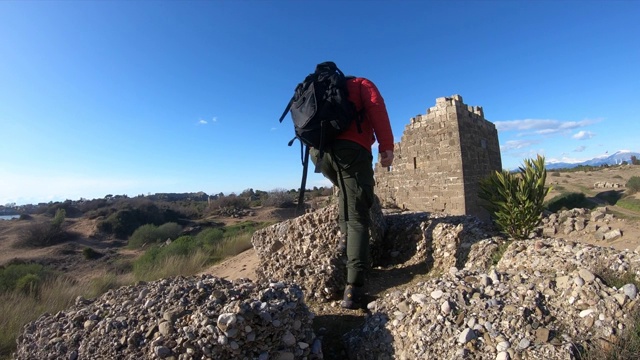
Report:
380,150,394,167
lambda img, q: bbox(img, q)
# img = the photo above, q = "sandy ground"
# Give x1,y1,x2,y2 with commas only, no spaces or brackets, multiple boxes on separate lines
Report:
200,248,259,281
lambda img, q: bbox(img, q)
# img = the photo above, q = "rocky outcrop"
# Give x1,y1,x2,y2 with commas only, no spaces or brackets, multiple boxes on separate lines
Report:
251,200,386,302
343,218,640,360
14,276,321,360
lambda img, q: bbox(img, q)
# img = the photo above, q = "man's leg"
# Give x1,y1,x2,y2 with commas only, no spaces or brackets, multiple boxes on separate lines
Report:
329,142,375,300
310,148,347,235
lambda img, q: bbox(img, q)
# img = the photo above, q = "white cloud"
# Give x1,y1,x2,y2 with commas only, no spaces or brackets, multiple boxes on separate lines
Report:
198,117,217,125
500,139,540,151
574,145,587,152
495,118,598,136
572,130,595,140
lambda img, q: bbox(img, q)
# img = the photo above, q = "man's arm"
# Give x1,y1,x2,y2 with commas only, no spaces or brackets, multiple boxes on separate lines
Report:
360,79,394,166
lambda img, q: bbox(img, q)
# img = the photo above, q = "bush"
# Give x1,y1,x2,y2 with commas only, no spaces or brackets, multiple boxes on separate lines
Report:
82,247,102,260
97,201,184,239
0,263,49,293
128,222,183,249
479,155,551,239
195,228,224,245
17,210,69,248
627,176,640,194
262,189,296,208
15,274,41,295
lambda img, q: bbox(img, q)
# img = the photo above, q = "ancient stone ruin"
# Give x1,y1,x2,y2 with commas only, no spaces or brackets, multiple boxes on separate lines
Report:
374,95,502,219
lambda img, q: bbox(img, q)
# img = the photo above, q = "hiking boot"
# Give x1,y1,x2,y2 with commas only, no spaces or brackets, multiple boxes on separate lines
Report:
341,284,364,309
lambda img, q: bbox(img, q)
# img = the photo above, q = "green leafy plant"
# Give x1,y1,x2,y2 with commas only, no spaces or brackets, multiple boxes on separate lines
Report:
627,176,640,194
479,155,551,239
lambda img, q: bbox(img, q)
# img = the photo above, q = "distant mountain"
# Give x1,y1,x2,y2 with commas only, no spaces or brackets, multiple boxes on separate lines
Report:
546,150,640,170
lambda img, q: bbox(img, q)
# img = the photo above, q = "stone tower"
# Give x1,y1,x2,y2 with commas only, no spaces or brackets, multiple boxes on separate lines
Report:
374,95,501,219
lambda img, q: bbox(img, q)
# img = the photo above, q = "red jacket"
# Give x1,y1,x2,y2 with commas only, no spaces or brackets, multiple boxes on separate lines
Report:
336,77,394,154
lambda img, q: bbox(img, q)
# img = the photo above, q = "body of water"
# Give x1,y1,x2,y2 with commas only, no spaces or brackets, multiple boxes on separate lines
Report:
0,215,20,220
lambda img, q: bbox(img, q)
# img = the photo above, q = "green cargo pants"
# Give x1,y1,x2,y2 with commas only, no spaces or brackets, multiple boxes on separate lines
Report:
310,140,375,287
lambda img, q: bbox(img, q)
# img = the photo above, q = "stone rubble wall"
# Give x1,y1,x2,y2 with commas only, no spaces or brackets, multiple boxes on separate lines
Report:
540,207,625,242
594,182,624,189
15,276,321,360
374,95,501,219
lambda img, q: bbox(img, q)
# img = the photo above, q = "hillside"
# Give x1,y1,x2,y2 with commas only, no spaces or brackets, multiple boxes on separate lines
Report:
2,165,640,359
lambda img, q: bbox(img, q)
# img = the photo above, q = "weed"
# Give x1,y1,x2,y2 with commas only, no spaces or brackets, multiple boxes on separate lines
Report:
490,240,513,266
82,247,102,260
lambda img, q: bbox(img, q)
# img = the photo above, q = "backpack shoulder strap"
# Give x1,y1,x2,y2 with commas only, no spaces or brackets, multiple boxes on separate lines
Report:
296,145,310,214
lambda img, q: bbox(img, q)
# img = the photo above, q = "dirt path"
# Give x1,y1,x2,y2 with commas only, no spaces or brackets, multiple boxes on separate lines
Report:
199,248,259,281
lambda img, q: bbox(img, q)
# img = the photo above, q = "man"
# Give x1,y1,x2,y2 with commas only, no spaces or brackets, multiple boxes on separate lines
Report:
310,72,394,309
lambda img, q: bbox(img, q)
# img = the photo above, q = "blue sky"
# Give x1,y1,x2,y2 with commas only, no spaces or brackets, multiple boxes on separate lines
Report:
1,0,638,205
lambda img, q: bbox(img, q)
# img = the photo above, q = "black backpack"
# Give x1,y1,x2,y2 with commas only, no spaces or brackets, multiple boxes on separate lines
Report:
279,61,361,212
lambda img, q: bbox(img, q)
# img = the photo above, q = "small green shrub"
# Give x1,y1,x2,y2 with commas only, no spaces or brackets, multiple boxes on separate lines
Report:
479,155,551,239
157,222,183,240
128,222,183,249
627,176,640,194
15,274,41,295
51,209,66,229
491,240,512,266
613,175,623,179
551,171,561,177
82,247,102,260
0,263,49,293
195,228,224,245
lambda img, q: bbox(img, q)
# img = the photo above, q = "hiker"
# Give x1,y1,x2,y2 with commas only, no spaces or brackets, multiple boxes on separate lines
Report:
309,67,394,309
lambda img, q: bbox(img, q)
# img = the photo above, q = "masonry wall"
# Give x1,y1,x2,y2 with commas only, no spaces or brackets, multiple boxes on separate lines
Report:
374,95,501,219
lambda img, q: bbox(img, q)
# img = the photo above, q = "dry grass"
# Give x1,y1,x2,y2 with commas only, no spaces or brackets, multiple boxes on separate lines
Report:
132,249,211,281
0,273,128,359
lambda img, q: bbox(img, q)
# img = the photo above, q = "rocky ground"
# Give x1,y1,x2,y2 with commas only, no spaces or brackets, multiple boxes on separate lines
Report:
4,166,640,359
